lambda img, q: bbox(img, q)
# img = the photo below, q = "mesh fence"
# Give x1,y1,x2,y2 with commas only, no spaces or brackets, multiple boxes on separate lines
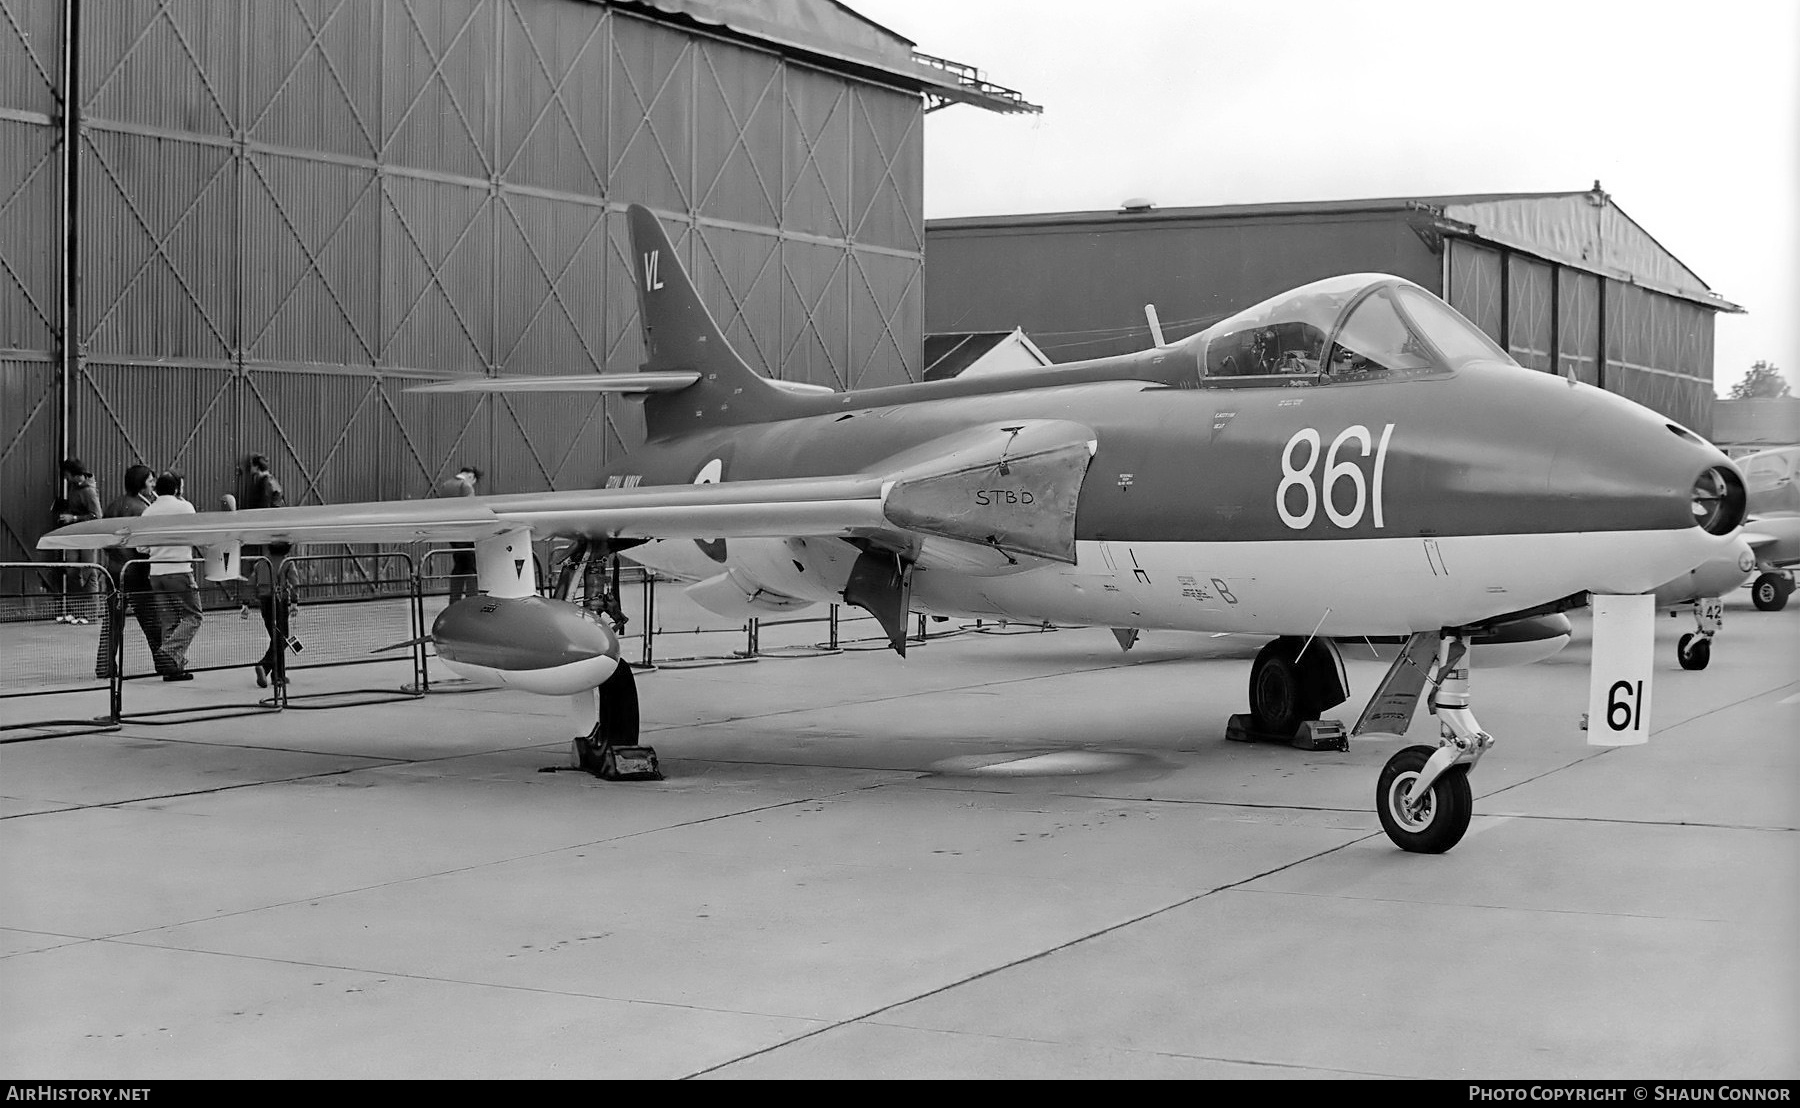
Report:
109,559,278,681
279,554,422,678
0,562,114,692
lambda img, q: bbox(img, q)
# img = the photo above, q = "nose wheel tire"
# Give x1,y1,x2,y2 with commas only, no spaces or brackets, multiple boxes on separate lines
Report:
1377,745,1473,854
1676,632,1711,671
1752,573,1791,612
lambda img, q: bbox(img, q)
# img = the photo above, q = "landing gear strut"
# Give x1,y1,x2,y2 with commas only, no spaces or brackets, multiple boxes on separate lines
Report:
1375,636,1488,853
1676,596,1722,671
1752,571,1793,612
558,544,660,782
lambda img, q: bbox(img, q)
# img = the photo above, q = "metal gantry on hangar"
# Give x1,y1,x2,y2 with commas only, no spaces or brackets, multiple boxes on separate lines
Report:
925,190,1742,437
0,0,1034,563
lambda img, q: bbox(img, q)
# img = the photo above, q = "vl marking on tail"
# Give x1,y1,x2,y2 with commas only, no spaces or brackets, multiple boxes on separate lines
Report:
626,203,810,437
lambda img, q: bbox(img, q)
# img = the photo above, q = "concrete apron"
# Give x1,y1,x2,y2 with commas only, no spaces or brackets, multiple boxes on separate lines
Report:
1,595,1795,1078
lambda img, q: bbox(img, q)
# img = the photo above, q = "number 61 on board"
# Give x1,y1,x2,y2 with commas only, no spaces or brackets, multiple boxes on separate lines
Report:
1586,594,1655,747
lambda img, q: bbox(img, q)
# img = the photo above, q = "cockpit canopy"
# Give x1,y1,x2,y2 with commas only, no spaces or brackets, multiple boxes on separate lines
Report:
1190,274,1516,387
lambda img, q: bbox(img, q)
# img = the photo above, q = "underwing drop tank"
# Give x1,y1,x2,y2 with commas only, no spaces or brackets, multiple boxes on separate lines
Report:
432,595,621,694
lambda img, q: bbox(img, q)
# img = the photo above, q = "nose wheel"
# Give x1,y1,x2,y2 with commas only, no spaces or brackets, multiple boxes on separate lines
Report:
1367,634,1489,853
1676,596,1722,671
1377,745,1473,854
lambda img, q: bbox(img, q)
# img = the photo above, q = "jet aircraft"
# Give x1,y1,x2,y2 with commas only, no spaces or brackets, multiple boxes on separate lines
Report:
40,204,1750,854
1736,444,1800,611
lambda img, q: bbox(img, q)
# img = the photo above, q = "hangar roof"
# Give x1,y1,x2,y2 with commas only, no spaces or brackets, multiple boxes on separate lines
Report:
619,0,1039,113
927,186,1739,313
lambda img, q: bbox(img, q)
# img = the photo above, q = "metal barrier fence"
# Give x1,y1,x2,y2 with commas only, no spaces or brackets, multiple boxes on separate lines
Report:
275,552,426,709
0,560,120,737
3,548,1052,733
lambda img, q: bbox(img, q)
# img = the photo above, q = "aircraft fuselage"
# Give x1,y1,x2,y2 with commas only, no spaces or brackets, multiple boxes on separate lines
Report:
594,360,1740,638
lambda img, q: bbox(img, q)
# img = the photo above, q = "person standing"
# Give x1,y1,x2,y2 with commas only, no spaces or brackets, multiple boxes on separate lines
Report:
94,464,159,678
141,471,202,681
242,454,292,688
438,465,481,603
53,458,104,620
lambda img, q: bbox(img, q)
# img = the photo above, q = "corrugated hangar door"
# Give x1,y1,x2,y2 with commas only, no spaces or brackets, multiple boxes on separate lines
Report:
4,0,925,562
1506,256,1553,372
1606,283,1713,434
0,0,65,562
1446,239,1503,346
1557,270,1601,386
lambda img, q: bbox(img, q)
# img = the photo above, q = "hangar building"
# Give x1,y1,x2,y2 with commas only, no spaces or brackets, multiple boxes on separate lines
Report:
0,0,1033,562
924,188,1742,437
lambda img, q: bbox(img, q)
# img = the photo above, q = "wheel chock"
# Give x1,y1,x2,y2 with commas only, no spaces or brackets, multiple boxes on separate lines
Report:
1224,713,1348,751
1225,713,1262,743
600,744,662,781
1291,719,1348,752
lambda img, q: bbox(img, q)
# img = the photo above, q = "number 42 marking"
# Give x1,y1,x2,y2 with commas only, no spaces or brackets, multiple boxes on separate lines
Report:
1277,423,1395,530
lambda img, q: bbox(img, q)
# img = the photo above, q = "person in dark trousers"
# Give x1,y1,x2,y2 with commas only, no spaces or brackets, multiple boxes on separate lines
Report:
53,458,104,620
438,465,481,603
141,472,202,681
242,454,292,688
94,464,160,679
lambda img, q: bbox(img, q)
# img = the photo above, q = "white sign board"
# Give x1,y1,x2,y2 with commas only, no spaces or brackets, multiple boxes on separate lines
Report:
1586,594,1655,747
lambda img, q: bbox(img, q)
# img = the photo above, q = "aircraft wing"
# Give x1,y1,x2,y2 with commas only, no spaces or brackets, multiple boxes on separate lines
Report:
40,419,1096,562
36,475,891,551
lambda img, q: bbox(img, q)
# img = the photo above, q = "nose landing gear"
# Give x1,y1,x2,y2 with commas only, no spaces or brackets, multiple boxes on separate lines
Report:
1676,596,1723,671
1371,635,1490,853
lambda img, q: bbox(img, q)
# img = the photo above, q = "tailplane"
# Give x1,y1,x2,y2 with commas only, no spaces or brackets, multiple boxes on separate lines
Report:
627,204,804,438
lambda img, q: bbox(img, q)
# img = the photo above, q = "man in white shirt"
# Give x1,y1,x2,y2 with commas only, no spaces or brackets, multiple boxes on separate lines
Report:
141,472,202,681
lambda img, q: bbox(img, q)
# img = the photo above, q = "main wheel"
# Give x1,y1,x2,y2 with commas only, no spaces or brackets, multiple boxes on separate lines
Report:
1377,745,1473,854
1752,573,1790,612
1677,632,1711,671
1248,641,1309,736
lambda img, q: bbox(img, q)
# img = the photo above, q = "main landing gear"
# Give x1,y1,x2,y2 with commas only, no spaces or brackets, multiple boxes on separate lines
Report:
1752,571,1794,612
557,543,661,782
1676,597,1723,671
1226,636,1350,751
569,661,662,780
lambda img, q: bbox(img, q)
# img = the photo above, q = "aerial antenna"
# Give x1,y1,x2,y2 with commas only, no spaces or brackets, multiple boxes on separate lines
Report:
1144,304,1166,347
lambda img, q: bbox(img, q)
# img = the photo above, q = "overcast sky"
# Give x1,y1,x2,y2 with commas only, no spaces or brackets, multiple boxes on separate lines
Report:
848,0,1799,395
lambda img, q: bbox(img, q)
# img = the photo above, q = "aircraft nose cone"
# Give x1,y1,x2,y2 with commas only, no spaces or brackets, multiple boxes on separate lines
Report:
1547,399,1719,530
1545,384,1747,592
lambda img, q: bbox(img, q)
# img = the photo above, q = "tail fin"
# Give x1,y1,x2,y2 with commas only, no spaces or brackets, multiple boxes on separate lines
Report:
626,204,801,438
